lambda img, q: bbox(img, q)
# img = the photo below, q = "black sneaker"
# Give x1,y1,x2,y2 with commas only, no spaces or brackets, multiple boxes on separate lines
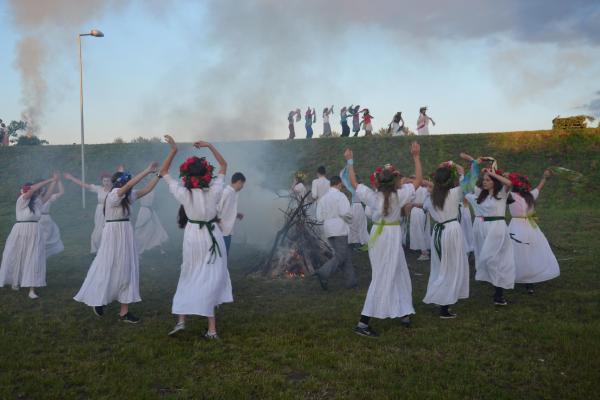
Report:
93,306,104,317
440,309,457,319
119,312,140,324
353,325,379,338
494,297,508,306
525,284,534,295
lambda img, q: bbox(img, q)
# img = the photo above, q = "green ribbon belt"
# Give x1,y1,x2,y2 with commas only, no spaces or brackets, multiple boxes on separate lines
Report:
360,220,401,251
509,233,530,245
512,212,538,229
483,216,505,222
432,218,458,259
189,217,222,263
16,221,38,223
105,218,130,222
457,205,462,223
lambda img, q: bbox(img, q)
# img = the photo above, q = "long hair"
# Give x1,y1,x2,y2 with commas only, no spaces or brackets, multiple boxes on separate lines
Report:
432,167,454,210
511,188,535,209
378,169,397,217
22,182,37,214
105,172,131,216
177,157,211,229
477,173,503,204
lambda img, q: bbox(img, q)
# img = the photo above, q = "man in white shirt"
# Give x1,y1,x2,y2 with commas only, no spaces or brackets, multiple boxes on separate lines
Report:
218,172,246,254
314,176,356,290
311,166,330,203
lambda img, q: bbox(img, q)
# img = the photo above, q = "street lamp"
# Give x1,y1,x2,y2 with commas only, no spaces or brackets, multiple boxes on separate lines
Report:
78,29,104,208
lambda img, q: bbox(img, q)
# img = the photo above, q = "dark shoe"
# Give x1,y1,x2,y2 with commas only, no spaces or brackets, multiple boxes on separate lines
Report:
119,312,140,324
525,284,534,295
494,297,508,306
400,316,412,328
312,272,328,291
353,325,379,338
440,309,457,319
93,306,104,317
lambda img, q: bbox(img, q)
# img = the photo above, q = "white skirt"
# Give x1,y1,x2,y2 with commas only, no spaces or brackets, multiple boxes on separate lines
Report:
423,221,470,305
74,221,141,306
91,204,104,254
472,217,485,262
459,206,474,253
348,203,369,245
475,220,515,289
135,206,169,254
409,207,431,251
172,223,233,317
401,216,408,246
362,225,414,318
0,222,46,287
509,219,560,283
40,214,64,258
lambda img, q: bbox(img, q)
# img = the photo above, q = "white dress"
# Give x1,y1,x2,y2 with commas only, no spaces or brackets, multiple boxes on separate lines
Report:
356,183,416,318
459,203,474,253
74,189,141,306
465,190,485,263
508,190,560,283
474,186,515,289
89,185,110,254
417,114,430,135
135,191,169,254
409,186,431,251
40,194,64,258
0,195,46,288
422,188,470,305
164,174,233,316
348,200,369,245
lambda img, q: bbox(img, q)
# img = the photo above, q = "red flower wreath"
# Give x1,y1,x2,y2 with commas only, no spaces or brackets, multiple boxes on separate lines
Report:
179,156,215,189
507,172,531,192
369,164,400,188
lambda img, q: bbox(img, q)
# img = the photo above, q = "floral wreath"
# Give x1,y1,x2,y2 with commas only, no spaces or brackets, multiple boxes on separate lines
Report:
369,163,400,188
113,172,132,188
179,156,215,189
507,172,531,192
294,171,307,182
435,161,459,188
21,183,33,194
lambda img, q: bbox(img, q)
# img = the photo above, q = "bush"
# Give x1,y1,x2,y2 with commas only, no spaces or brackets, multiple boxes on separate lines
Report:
130,136,162,144
16,135,48,145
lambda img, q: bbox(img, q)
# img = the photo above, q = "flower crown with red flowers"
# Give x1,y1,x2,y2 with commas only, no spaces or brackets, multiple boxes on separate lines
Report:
179,156,215,189
434,161,459,188
369,164,400,189
507,172,531,193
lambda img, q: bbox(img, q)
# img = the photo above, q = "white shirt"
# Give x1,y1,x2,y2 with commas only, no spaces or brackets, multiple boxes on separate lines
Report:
316,187,351,238
218,185,239,236
311,176,330,201
414,186,429,204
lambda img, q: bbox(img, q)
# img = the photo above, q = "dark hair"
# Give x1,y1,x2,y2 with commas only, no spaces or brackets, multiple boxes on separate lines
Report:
330,176,342,186
231,172,246,184
23,182,37,214
317,166,326,175
511,188,535,209
379,169,397,216
432,167,453,210
477,173,503,204
105,172,131,216
393,112,402,123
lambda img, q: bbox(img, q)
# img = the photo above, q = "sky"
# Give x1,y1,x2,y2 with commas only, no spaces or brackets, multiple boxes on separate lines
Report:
1,0,599,145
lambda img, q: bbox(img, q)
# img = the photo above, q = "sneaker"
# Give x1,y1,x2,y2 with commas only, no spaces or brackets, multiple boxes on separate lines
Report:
525,284,534,295
440,309,457,319
28,291,39,299
527,288,535,295
494,297,508,306
353,325,379,338
168,322,185,336
11,285,19,291
93,306,104,317
400,316,412,328
417,254,430,261
119,312,140,324
204,331,219,340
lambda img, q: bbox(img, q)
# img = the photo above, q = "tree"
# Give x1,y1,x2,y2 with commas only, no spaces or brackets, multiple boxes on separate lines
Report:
130,136,162,144
16,135,49,145
2,120,49,145
113,137,125,144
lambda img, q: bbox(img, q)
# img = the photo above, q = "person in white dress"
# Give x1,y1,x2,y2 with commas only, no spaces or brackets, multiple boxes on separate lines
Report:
135,189,169,255
417,107,435,135
409,183,432,261
344,142,423,337
0,176,56,299
422,162,469,318
473,168,515,306
348,176,369,248
291,172,308,207
159,136,232,339
388,112,405,136
507,170,559,294
39,174,65,258
218,172,246,254
74,160,163,323
64,172,113,253
322,105,334,137
459,198,475,255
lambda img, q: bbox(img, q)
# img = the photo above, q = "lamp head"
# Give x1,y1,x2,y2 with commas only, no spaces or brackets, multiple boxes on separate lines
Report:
90,29,104,37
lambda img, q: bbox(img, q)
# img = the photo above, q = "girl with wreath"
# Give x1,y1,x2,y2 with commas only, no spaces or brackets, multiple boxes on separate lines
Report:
39,173,65,258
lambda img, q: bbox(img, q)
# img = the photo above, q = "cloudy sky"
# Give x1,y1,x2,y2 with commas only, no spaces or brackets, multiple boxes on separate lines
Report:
1,0,599,144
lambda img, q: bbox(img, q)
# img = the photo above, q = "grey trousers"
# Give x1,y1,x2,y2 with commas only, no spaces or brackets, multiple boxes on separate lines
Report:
317,235,357,288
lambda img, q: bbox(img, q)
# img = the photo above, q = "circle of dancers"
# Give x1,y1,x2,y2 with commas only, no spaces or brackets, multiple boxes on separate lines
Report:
0,138,560,339
288,106,435,139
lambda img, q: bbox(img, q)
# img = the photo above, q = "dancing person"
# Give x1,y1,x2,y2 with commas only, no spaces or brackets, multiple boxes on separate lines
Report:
159,136,232,339
417,107,435,135
311,166,330,204
0,122,8,146
314,176,356,290
422,162,469,318
135,188,169,255
64,172,112,253
459,197,475,255
388,112,405,136
342,172,369,248
360,108,374,136
0,176,57,299
340,106,350,137
291,171,308,203
409,181,432,261
288,110,296,140
322,105,334,137
345,142,423,337
39,173,65,258
74,160,164,323
305,107,316,139
218,172,246,254
349,105,361,137
507,170,560,294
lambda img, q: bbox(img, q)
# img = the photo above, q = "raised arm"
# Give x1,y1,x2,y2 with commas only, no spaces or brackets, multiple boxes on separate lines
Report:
536,169,552,192
55,178,65,199
410,142,423,189
42,173,59,203
194,140,227,175
485,168,512,188
344,149,358,189
158,134,178,177
23,177,54,200
63,172,94,190
117,162,158,197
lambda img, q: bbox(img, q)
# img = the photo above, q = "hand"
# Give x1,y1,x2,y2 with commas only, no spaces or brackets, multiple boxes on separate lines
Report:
543,169,552,179
410,141,421,157
344,148,353,160
63,172,73,180
482,168,491,174
193,140,210,149
147,161,159,173
460,152,473,161
237,213,244,220
164,134,177,150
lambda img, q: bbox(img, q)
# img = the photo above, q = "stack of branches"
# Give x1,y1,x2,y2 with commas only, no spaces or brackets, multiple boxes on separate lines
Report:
253,190,332,278
552,115,595,130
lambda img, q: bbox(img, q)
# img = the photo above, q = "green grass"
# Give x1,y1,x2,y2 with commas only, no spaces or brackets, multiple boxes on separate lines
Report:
1,131,600,399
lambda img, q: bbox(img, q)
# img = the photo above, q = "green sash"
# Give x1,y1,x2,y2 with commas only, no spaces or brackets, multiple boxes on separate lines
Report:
188,217,222,263
432,218,458,259
360,220,401,251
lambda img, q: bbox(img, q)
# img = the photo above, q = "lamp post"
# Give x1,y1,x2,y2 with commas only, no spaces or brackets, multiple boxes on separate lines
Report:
78,29,104,208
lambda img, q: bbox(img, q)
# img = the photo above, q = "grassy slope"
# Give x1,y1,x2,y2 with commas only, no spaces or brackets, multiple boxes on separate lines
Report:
0,129,599,399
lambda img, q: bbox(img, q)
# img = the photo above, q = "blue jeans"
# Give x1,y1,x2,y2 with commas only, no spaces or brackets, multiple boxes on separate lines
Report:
224,235,232,254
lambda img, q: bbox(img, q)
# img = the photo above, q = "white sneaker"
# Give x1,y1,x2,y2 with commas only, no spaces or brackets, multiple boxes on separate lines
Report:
11,285,19,291
168,322,185,336
28,291,39,299
417,254,430,261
